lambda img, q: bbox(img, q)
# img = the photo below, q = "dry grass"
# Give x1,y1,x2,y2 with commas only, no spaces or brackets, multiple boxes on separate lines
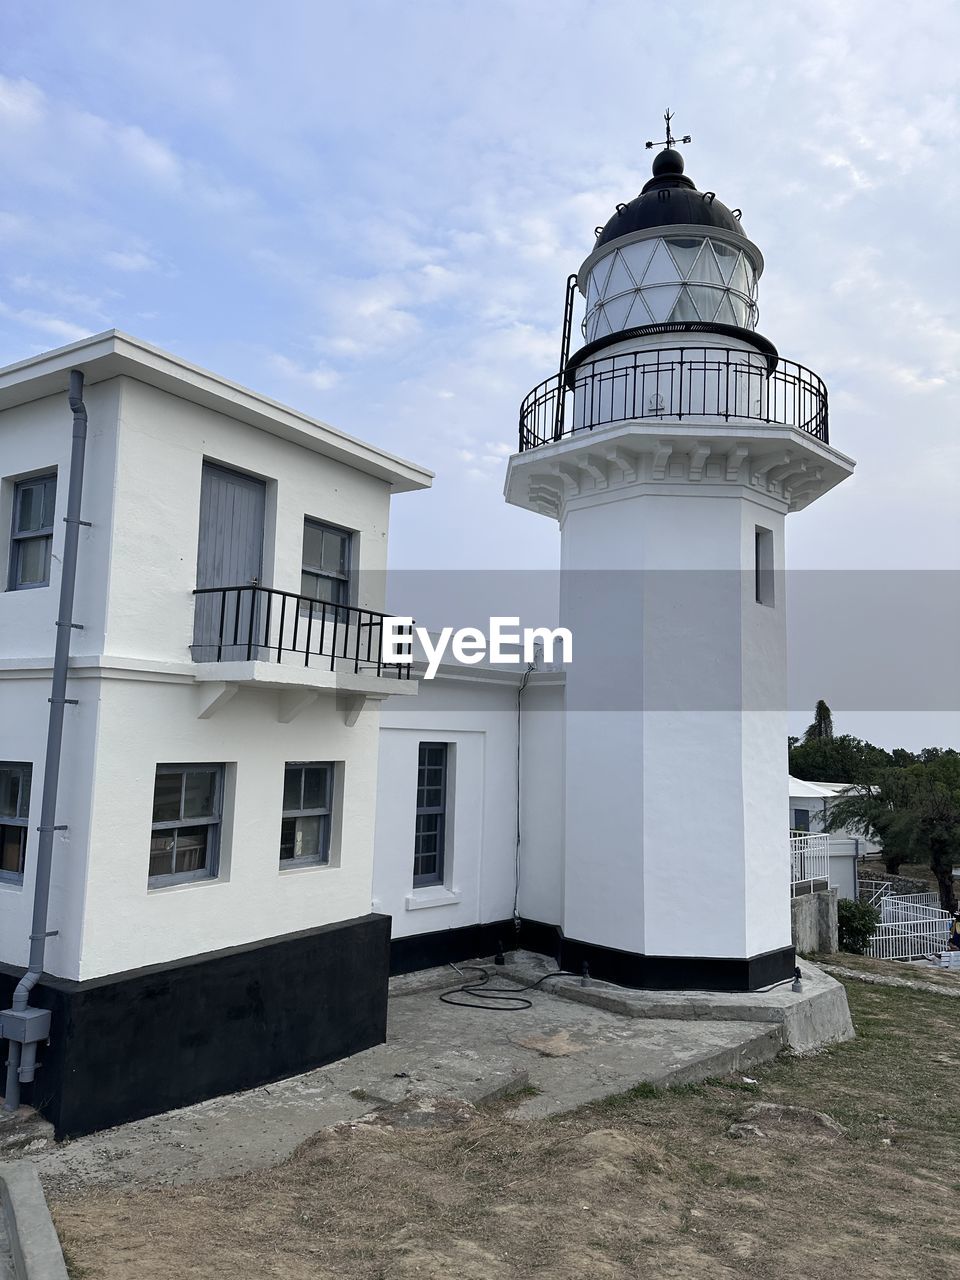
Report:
816,949,960,991
53,979,960,1279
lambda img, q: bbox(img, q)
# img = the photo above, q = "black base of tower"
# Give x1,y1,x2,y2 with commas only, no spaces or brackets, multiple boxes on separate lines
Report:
390,917,795,993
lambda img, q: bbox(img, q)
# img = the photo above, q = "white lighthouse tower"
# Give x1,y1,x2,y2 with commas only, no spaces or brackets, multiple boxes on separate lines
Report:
506,116,855,990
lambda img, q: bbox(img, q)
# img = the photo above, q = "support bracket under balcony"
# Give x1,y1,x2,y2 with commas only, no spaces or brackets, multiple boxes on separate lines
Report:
339,693,368,727
196,681,239,720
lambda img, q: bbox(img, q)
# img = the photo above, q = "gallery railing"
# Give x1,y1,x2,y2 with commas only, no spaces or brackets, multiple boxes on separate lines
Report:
519,346,829,451
192,585,412,679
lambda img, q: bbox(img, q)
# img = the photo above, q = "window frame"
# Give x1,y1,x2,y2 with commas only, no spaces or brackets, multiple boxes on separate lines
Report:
279,761,334,868
148,764,224,888
755,525,775,607
300,517,353,609
8,473,57,591
413,742,449,888
0,761,32,885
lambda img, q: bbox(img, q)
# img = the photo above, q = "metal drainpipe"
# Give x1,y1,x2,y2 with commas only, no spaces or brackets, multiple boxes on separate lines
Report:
2,370,88,1111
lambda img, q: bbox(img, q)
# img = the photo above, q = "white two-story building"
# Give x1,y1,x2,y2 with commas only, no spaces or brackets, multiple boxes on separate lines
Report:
0,331,431,1134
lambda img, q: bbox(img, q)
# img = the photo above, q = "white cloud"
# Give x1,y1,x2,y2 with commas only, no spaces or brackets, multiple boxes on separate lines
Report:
0,301,90,343
268,353,339,392
101,249,159,273
0,75,45,125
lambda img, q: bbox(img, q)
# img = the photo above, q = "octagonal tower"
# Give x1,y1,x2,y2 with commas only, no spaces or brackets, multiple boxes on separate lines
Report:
505,134,856,991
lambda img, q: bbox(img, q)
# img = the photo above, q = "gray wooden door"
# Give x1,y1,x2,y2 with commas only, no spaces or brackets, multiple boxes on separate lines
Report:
192,463,266,660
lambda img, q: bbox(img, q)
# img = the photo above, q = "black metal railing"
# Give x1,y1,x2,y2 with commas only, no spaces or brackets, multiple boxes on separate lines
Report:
191,585,413,679
518,346,828,451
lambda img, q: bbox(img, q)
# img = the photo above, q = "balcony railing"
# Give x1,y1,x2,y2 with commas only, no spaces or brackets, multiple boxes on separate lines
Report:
519,345,829,452
192,585,412,679
790,831,830,897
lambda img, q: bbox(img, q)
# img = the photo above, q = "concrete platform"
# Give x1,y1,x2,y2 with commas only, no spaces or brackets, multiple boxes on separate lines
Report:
500,952,855,1052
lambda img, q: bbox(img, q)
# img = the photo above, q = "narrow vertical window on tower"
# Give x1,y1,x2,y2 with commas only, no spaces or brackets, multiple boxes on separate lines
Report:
755,526,775,606
413,743,448,887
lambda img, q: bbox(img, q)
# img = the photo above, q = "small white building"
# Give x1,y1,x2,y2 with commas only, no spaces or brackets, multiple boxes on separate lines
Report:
789,775,880,901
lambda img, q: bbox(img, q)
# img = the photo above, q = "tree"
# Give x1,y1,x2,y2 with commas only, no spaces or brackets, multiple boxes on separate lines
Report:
824,752,960,911
803,699,834,743
789,733,892,784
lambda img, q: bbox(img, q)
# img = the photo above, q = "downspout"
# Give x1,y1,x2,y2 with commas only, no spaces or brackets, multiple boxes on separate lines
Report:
2,370,88,1111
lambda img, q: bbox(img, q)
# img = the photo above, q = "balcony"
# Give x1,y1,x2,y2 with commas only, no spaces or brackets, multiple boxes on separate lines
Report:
519,345,828,452
190,585,414,718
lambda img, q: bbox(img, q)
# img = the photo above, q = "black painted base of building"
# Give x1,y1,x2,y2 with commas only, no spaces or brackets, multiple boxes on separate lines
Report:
0,913,390,1139
390,917,796,993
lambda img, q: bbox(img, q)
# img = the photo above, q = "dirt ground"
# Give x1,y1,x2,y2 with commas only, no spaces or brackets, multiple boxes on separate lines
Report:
52,974,960,1280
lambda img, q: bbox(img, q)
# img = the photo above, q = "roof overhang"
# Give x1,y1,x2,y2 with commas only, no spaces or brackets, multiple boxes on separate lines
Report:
0,330,433,494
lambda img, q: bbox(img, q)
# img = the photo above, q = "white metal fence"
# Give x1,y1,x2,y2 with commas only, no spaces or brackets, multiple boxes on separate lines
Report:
860,879,892,908
866,917,952,960
861,890,952,960
790,832,830,896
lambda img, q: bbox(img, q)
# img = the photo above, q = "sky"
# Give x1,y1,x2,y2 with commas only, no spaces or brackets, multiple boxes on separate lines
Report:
1,1,958,746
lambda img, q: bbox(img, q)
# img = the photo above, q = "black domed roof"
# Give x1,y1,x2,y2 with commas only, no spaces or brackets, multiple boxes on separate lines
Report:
596,149,743,247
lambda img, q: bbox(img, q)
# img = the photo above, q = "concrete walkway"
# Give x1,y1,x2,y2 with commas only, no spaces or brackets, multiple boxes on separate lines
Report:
21,958,843,1197
0,1216,13,1280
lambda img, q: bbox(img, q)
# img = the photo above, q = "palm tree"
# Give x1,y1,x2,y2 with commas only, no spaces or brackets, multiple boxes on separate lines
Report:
803,699,834,743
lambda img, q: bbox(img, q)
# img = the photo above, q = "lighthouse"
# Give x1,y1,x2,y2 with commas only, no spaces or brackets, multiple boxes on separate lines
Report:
505,116,856,990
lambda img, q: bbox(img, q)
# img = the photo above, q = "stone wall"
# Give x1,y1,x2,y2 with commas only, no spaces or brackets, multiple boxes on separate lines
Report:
791,888,838,955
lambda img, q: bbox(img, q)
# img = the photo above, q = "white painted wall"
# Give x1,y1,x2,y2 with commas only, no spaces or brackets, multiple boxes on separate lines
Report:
104,378,393,668
0,673,98,978
0,364,418,981
558,481,791,960
374,670,566,941
374,674,522,939
517,677,565,926
78,677,380,978
0,381,121,665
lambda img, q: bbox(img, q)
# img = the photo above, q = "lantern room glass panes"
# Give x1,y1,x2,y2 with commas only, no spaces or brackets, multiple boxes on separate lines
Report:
583,236,758,342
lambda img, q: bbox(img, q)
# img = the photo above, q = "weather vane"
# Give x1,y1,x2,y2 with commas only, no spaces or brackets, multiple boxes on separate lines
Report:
645,108,691,151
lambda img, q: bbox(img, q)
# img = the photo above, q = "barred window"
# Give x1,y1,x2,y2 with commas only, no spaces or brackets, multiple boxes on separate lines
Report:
413,743,448,887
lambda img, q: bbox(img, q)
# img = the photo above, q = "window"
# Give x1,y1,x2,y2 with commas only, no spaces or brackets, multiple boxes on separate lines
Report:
149,765,223,886
792,809,810,833
414,743,448,887
280,762,333,867
755,526,774,606
0,763,31,883
9,474,56,590
301,519,351,607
